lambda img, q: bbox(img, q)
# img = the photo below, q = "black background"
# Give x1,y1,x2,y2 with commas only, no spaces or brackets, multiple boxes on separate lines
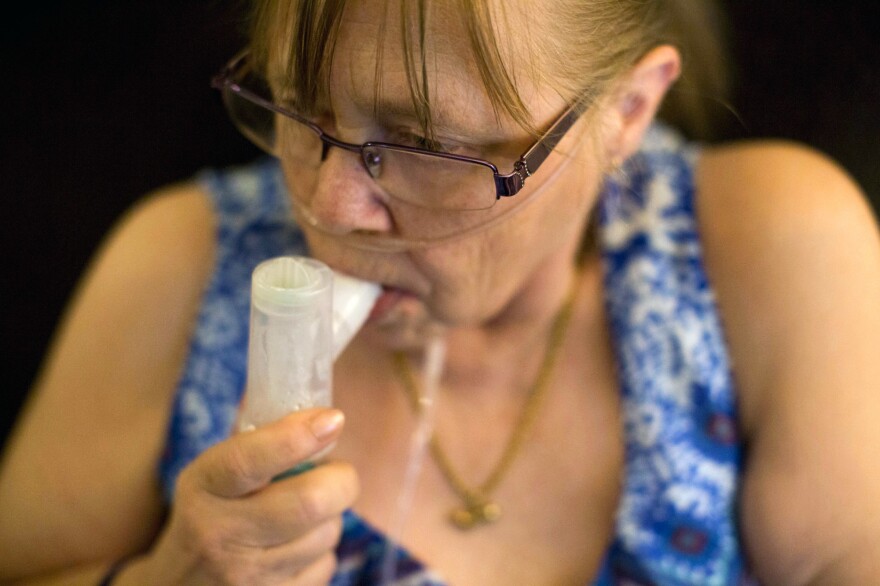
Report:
2,1,879,447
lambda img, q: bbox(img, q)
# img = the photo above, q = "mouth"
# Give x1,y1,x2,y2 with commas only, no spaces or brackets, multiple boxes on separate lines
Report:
302,243,429,324
318,258,427,322
368,285,421,323
365,284,443,349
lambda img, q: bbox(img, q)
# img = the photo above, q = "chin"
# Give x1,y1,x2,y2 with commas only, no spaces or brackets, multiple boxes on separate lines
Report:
366,291,488,351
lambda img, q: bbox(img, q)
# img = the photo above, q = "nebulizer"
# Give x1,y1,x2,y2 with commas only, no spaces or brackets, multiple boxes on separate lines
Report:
239,255,444,583
238,256,381,431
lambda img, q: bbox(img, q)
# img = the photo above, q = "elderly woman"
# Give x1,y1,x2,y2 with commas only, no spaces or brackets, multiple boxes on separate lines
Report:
2,1,879,584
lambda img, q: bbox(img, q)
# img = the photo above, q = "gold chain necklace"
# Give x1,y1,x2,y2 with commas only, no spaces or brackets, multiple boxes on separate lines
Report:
392,278,578,530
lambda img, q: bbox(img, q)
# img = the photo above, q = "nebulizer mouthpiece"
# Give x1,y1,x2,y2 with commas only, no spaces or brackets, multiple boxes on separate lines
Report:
238,256,381,432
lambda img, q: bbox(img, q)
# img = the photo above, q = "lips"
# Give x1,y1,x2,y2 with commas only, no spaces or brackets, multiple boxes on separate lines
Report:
310,254,424,323
368,286,410,322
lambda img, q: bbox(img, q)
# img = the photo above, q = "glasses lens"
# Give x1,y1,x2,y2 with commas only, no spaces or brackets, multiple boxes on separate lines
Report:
281,140,508,247
367,147,498,211
223,91,275,153
221,62,279,154
285,151,503,248
275,115,321,169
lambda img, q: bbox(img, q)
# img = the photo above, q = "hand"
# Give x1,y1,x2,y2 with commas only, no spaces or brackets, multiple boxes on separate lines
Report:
138,408,357,585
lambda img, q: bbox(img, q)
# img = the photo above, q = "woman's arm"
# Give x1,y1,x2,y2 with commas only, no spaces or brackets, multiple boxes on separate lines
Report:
0,184,217,581
698,142,880,584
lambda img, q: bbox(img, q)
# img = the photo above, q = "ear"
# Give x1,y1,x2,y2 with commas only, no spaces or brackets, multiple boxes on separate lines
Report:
606,45,681,161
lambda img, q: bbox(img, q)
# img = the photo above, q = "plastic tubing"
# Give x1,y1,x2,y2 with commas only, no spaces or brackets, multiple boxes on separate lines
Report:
379,330,447,584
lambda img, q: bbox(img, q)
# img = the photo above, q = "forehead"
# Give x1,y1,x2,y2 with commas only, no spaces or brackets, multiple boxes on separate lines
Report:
329,0,564,131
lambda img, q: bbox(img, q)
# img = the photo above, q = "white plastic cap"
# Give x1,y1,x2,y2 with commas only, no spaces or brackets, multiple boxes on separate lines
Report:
241,257,380,431
251,256,333,314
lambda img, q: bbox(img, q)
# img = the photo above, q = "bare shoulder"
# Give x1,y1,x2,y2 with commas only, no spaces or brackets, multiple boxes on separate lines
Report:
0,181,217,577
106,181,217,280
695,140,880,427
696,141,880,583
98,181,217,314
697,139,875,237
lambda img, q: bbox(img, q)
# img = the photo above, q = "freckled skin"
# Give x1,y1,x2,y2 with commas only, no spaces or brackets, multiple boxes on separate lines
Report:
291,1,606,328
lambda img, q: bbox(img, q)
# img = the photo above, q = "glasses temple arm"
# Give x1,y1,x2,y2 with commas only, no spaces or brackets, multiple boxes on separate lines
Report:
494,102,584,198
518,103,583,176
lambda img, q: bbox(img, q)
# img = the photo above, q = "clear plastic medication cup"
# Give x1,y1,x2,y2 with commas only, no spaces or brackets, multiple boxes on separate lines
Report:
238,256,380,433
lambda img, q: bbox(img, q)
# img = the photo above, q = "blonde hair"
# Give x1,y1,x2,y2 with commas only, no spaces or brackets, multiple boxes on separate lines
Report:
248,0,729,141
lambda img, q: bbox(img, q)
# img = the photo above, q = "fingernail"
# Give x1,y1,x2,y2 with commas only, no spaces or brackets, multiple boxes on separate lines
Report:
310,409,344,440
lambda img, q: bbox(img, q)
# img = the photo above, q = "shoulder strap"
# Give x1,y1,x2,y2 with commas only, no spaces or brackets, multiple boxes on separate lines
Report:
597,124,752,583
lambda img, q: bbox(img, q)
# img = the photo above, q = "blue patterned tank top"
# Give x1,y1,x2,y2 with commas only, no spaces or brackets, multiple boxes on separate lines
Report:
159,123,754,585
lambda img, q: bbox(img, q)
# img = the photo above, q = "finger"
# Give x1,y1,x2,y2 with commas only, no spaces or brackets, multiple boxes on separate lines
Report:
259,517,343,578
228,462,359,545
287,551,338,586
215,524,340,586
194,408,345,498
186,531,340,586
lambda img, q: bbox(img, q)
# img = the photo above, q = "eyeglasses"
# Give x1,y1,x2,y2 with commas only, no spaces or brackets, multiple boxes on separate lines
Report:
211,51,588,245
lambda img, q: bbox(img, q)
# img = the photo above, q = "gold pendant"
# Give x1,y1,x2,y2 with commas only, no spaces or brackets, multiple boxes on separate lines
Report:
449,496,501,530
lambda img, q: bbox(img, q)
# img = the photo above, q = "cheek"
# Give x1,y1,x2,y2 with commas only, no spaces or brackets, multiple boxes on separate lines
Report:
532,150,605,251
412,165,601,324
411,237,499,323
413,216,571,326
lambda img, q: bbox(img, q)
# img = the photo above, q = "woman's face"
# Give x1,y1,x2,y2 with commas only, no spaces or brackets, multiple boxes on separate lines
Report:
280,0,609,327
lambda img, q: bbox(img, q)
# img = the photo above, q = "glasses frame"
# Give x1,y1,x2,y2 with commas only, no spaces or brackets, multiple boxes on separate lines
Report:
211,51,587,201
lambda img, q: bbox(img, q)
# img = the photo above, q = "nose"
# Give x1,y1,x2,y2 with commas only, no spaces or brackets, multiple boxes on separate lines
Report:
305,146,393,235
